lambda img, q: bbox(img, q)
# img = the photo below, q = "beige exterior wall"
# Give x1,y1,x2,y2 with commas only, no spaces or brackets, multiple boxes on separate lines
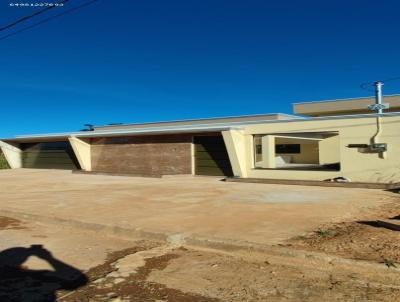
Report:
222,130,248,177
0,140,22,169
319,135,340,165
10,113,399,183
294,95,400,117
261,135,276,169
69,137,92,171
224,115,400,183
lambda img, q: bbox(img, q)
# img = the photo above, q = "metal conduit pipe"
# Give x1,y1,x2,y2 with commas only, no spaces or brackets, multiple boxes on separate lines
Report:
370,81,387,158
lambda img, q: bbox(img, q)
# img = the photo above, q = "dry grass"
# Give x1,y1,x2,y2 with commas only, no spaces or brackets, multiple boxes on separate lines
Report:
0,151,9,169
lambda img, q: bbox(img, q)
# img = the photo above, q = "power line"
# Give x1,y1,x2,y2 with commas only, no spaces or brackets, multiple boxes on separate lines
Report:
0,0,100,42
360,82,376,92
379,76,400,83
0,0,70,33
360,76,400,92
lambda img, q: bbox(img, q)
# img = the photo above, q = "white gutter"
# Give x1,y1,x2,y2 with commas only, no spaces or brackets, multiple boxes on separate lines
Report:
11,125,243,140
273,135,323,141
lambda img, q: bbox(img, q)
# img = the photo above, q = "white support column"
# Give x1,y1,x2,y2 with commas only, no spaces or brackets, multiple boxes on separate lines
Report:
261,135,276,169
68,136,92,171
0,140,22,169
222,130,248,177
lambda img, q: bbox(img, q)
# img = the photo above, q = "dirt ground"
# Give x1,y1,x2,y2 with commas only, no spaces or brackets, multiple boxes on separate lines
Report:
59,246,400,302
2,170,400,301
287,196,400,265
1,214,400,301
0,169,395,245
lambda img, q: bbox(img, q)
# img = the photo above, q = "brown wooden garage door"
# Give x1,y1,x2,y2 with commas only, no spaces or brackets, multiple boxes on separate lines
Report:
21,141,80,170
194,136,233,176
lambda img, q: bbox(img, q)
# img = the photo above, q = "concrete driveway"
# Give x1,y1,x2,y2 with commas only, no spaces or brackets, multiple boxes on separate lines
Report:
0,169,394,246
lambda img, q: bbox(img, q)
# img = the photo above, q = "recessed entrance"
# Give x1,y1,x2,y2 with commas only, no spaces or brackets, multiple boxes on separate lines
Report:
253,132,340,171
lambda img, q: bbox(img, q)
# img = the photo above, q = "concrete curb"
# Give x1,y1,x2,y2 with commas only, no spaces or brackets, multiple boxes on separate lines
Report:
72,170,162,178
225,177,400,190
1,208,399,275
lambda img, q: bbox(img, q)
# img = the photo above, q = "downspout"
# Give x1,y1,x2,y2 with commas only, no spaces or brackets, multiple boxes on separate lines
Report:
371,115,386,158
371,115,382,145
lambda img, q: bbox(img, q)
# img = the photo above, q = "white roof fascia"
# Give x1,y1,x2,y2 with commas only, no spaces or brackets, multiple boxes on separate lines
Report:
273,135,323,141
13,126,243,140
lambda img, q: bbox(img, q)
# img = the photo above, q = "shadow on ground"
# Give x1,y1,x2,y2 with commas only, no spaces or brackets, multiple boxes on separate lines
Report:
358,219,400,231
0,245,87,302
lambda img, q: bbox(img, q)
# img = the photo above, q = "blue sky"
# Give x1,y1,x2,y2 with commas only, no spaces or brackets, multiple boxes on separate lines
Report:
0,0,400,137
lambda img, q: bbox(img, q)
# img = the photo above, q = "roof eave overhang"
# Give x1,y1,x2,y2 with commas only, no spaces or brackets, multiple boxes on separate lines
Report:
4,111,400,143
2,126,243,143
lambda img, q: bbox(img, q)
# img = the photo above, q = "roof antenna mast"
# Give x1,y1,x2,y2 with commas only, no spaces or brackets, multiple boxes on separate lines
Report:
368,81,389,113
375,81,384,114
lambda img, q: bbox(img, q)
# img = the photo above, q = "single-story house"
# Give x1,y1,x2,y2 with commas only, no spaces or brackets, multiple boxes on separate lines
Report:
2,95,400,183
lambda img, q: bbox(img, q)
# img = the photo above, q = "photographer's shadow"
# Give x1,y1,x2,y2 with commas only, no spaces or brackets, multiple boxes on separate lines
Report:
0,245,88,302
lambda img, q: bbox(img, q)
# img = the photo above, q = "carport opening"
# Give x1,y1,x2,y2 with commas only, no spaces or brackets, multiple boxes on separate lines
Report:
194,135,233,176
21,141,81,170
254,132,340,171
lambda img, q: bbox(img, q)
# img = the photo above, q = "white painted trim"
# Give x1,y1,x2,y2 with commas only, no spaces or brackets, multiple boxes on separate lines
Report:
13,127,242,140
273,135,323,141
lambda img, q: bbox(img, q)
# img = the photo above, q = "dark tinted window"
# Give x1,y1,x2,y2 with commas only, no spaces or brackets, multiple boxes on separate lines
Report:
275,144,300,154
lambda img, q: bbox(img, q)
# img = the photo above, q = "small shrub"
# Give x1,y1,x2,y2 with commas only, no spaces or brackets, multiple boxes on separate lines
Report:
315,229,336,238
383,259,397,268
0,151,9,169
